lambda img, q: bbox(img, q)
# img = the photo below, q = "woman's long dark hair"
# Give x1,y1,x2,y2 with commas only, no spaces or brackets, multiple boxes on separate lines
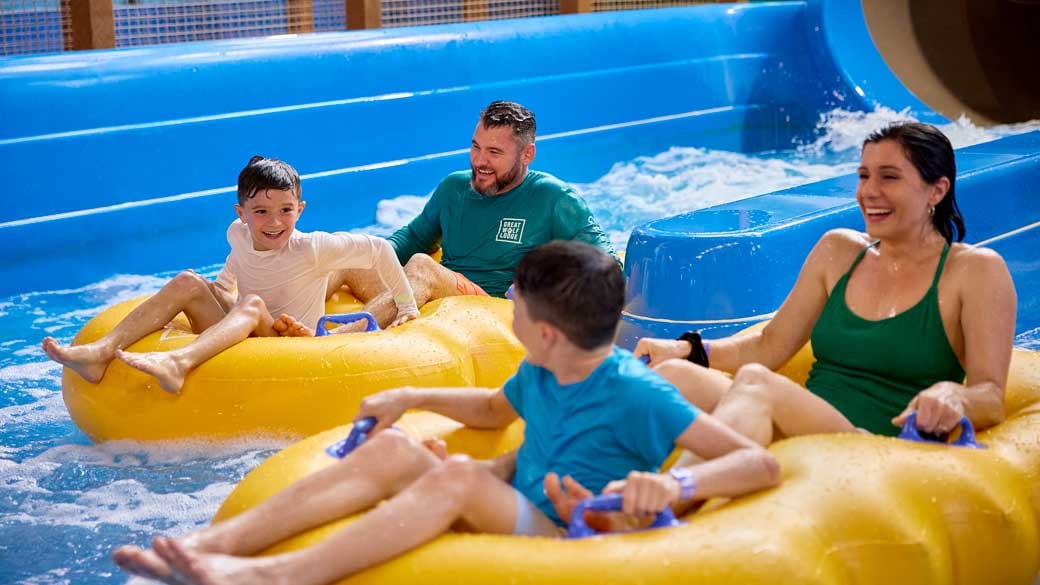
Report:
864,122,965,242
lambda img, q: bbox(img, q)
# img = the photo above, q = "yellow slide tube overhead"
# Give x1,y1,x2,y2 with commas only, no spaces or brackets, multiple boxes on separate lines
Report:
216,347,1040,585
61,295,524,442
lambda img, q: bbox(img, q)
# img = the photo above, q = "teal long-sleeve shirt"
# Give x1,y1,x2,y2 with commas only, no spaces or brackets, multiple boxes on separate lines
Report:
388,170,619,298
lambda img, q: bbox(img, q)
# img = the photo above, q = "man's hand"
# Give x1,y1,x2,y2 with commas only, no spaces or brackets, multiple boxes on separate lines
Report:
356,387,415,433
602,471,679,517
389,305,420,327
633,337,691,367
388,298,420,328
892,381,967,435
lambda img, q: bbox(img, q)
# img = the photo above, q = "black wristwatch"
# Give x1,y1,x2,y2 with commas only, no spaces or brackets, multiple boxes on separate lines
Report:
677,331,710,368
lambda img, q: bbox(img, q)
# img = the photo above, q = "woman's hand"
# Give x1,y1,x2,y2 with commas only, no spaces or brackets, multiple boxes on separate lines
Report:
634,337,691,367
356,387,414,433
602,471,679,517
892,381,968,435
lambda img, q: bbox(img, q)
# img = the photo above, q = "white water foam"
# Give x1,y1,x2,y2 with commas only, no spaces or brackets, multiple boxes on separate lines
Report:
356,108,1040,250
1,438,288,533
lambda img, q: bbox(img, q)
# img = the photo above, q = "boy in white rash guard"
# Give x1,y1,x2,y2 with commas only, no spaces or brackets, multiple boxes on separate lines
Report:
41,156,419,394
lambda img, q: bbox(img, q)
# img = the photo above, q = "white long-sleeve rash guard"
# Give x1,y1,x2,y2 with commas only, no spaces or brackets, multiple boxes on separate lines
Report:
215,220,418,330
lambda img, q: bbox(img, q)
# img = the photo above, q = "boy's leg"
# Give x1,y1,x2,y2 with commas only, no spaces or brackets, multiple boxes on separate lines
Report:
285,256,459,335
42,270,227,383
153,455,558,585
113,430,442,583
116,294,275,393
351,254,470,330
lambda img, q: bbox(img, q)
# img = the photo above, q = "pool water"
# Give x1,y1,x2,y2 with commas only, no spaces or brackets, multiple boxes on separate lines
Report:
2,108,1037,584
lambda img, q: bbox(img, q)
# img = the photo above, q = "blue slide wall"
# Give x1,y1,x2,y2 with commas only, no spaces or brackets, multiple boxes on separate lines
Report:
2,0,1037,341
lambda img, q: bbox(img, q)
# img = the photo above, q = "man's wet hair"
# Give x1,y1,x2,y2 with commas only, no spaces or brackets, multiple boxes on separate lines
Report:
237,155,302,205
479,101,537,146
514,240,624,350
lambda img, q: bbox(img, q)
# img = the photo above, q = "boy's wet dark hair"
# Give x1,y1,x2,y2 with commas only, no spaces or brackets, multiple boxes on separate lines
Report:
864,122,965,243
237,155,302,205
479,101,537,146
514,240,624,350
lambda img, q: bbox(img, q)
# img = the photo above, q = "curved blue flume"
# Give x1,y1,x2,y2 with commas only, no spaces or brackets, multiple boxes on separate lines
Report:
618,131,1040,345
3,2,841,297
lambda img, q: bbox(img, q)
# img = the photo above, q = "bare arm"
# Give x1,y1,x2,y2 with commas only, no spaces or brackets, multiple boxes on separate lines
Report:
669,413,781,499
357,386,519,433
600,413,780,517
893,248,1015,433
636,230,855,371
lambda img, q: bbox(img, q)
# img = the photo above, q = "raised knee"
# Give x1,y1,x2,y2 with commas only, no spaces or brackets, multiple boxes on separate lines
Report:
236,294,269,318
733,363,773,386
363,428,424,458
722,364,780,409
427,455,480,492
169,270,210,296
403,252,436,272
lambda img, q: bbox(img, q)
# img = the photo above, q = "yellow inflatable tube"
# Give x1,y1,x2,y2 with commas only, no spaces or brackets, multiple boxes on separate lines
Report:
62,294,523,442
215,347,1040,585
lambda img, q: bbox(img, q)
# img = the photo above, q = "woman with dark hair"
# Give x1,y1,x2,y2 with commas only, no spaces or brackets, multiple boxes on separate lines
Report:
636,122,1016,443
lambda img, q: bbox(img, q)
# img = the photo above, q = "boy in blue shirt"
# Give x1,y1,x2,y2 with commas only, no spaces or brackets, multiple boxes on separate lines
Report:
113,241,780,585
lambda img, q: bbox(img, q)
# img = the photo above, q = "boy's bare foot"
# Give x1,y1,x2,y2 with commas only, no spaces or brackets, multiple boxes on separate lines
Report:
115,350,187,394
153,537,284,585
544,473,630,534
41,337,111,384
272,314,315,337
112,545,184,585
328,320,371,335
422,438,449,460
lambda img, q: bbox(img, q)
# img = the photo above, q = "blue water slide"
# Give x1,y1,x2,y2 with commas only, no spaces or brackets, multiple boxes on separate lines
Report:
618,0,1040,346
3,1,847,297
619,132,1040,345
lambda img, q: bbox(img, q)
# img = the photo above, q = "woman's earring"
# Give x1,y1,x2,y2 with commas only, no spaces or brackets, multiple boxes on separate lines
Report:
928,205,935,217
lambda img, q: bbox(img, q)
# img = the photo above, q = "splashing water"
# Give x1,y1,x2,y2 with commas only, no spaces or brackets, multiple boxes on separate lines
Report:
2,109,1037,583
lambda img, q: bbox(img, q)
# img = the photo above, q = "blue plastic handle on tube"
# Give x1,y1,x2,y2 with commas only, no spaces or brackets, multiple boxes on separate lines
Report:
567,493,682,539
315,312,379,337
326,417,378,459
898,412,985,449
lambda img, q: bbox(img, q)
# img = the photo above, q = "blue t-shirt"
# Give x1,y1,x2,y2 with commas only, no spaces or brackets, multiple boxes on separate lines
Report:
503,347,699,525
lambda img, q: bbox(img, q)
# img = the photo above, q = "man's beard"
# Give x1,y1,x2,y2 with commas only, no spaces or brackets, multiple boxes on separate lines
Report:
471,158,524,196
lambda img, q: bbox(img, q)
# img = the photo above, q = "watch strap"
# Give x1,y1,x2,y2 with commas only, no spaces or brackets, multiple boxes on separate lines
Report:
678,331,710,368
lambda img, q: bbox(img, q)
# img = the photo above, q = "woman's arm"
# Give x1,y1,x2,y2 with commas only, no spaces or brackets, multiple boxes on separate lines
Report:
637,230,857,372
894,247,1015,433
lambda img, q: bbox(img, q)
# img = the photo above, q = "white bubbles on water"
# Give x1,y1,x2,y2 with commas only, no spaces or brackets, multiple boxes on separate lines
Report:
577,147,858,249
800,107,1040,156
352,108,1040,252
1,438,287,534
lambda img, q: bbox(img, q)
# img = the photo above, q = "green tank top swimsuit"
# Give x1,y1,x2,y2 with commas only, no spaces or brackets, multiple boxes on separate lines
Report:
806,241,965,436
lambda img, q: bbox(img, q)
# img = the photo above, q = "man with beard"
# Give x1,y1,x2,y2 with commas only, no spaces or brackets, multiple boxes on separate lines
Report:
273,100,619,336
